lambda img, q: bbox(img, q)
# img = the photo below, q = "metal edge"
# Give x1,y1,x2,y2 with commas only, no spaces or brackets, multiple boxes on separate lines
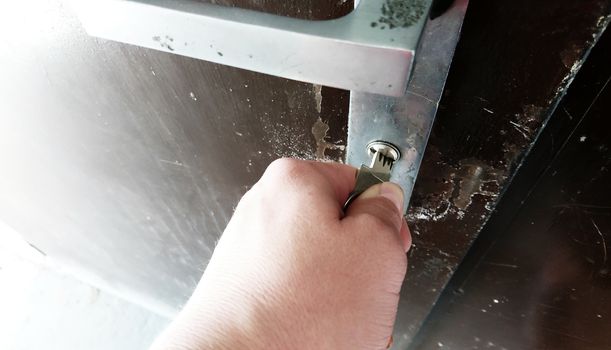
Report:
71,0,434,96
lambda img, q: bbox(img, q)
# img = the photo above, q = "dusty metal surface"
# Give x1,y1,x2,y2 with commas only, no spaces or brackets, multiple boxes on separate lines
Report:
395,0,611,347
409,25,611,349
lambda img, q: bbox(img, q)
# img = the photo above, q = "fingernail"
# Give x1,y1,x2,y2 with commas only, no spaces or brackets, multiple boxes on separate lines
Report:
379,182,404,213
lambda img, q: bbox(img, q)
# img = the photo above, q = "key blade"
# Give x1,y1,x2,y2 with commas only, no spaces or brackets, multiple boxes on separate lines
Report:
343,163,392,211
369,150,395,174
353,165,390,194
343,146,398,211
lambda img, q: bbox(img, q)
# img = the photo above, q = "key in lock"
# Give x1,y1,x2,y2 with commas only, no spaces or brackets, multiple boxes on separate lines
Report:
343,141,401,210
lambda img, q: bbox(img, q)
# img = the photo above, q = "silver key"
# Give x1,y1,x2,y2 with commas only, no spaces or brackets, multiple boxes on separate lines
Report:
343,141,401,210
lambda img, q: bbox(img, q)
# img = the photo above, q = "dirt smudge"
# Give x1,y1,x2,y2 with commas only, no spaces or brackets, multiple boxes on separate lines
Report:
311,117,345,160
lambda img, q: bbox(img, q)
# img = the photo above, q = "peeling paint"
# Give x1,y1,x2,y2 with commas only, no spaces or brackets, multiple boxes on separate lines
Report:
453,159,502,211
407,148,504,223
309,84,345,160
311,117,345,160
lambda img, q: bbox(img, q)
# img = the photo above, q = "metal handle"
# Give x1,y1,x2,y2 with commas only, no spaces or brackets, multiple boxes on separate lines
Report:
347,0,468,214
73,0,433,97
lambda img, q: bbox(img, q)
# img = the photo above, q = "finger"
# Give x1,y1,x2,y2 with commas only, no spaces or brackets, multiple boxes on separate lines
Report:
343,182,405,234
304,161,358,205
256,159,357,220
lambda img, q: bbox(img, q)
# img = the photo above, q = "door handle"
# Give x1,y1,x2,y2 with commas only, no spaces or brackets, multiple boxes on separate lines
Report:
73,0,433,97
74,0,468,214
348,0,468,214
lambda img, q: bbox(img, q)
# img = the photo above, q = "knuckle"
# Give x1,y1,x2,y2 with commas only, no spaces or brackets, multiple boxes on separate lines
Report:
264,158,312,185
268,157,299,171
236,186,258,207
233,187,264,215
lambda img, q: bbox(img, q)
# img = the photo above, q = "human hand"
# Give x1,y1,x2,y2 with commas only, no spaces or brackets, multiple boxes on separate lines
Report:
150,159,411,350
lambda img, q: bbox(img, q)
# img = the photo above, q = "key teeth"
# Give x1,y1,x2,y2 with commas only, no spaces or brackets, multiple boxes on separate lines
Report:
382,153,395,169
367,141,401,162
379,153,393,169
345,142,399,210
370,151,395,173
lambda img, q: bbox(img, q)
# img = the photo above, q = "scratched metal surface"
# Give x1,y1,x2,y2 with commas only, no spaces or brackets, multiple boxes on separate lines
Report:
394,0,611,347
0,0,609,348
0,0,349,316
409,25,611,349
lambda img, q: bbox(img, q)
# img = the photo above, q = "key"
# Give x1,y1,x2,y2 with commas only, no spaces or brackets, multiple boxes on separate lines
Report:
343,141,400,210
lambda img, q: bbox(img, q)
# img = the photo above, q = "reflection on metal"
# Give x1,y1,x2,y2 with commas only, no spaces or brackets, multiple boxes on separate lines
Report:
367,140,401,161
346,0,468,215
73,0,433,97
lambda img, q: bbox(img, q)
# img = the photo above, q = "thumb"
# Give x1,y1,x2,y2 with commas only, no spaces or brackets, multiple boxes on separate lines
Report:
344,182,405,233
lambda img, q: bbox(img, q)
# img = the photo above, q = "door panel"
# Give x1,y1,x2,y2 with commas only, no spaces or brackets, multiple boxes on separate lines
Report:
0,0,349,314
1,0,609,348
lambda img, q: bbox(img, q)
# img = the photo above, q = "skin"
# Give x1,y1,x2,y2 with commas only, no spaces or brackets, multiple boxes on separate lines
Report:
150,159,411,350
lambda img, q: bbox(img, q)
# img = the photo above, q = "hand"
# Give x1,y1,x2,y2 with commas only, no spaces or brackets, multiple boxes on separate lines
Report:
150,159,411,350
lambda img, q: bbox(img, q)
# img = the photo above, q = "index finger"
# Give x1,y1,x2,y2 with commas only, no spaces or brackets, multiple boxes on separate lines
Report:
305,160,357,209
